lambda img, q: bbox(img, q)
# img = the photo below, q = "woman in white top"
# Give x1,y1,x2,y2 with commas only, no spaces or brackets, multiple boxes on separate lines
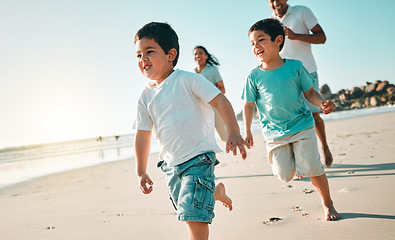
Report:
193,46,227,141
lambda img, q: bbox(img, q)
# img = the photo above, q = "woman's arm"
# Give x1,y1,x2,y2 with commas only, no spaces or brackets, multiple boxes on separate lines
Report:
216,80,226,94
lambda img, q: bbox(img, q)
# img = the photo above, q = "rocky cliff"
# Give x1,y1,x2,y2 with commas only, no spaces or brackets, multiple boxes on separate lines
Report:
320,80,395,111
236,80,395,120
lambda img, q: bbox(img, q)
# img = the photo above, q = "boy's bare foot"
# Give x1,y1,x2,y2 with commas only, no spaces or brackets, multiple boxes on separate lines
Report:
214,183,233,211
324,205,340,221
324,148,333,168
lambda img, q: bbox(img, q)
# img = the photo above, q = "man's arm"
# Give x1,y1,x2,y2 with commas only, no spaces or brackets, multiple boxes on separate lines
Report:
209,94,250,159
243,102,255,147
135,130,154,194
303,87,335,114
284,24,326,44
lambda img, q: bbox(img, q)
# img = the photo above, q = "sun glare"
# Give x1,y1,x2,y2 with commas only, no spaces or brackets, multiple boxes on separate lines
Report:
44,109,82,143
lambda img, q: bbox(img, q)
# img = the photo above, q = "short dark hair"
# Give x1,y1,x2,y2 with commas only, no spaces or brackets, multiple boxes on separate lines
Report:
134,22,180,67
193,46,220,67
248,18,285,51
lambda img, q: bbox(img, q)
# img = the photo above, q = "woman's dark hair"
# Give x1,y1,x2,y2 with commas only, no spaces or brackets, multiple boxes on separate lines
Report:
194,46,220,67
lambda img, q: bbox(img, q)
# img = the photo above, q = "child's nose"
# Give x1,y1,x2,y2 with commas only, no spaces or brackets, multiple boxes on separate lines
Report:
139,54,148,62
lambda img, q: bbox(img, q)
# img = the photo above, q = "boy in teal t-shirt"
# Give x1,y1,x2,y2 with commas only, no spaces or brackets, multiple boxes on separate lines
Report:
242,18,340,221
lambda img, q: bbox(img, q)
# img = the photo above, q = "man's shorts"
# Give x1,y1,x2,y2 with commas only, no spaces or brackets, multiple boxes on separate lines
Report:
157,152,219,224
266,128,325,182
301,71,321,113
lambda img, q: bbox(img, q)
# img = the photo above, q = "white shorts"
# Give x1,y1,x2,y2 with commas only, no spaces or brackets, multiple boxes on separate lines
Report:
266,128,324,182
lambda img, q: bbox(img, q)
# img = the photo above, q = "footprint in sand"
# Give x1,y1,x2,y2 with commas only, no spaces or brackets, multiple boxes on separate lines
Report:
300,212,309,217
302,189,314,194
292,206,302,212
292,207,309,217
263,217,282,225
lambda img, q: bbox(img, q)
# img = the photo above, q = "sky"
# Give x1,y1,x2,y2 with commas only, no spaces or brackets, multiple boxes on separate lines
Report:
1,0,394,148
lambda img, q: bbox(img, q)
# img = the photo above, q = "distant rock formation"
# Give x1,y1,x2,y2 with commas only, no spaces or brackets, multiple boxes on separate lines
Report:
236,80,394,120
322,80,395,111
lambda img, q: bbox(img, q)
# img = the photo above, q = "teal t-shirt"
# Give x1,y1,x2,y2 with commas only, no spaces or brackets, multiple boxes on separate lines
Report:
242,59,315,139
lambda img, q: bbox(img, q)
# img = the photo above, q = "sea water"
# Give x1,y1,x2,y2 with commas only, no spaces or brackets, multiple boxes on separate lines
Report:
1,105,394,189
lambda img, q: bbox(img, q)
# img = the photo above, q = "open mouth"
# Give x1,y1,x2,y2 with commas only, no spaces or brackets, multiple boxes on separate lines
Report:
143,65,151,71
256,50,264,57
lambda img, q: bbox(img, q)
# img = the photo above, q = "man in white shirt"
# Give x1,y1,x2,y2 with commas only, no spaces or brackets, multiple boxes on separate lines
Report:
268,0,333,168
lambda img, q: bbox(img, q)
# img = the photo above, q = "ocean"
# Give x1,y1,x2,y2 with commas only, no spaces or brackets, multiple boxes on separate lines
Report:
1,105,395,189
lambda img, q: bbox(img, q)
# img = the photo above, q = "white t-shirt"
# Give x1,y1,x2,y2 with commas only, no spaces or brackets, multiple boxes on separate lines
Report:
271,5,319,73
195,65,223,86
135,69,223,167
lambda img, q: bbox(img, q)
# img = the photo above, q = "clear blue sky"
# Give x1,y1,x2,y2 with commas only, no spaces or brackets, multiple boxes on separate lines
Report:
1,0,394,148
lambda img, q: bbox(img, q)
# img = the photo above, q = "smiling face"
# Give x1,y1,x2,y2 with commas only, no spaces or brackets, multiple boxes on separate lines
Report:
268,0,288,18
135,38,175,84
193,48,208,67
249,30,282,64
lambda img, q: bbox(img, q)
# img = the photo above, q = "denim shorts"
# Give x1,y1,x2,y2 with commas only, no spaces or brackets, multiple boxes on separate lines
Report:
157,152,219,224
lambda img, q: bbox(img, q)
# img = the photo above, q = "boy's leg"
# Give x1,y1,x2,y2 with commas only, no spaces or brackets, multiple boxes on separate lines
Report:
267,142,296,183
186,221,209,240
213,182,233,211
310,174,340,221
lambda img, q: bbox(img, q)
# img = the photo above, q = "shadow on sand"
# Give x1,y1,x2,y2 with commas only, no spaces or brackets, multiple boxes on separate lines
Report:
339,212,395,220
216,163,395,181
324,162,395,179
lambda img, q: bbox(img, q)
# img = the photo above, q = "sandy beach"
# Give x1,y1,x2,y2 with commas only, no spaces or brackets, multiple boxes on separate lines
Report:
1,112,394,240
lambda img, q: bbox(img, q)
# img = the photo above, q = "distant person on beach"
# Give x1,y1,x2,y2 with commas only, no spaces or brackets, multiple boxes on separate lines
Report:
134,22,250,239
242,18,340,221
193,46,227,142
268,0,333,167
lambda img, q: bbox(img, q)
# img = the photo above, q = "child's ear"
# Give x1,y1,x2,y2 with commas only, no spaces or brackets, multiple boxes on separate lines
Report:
168,48,177,62
275,35,284,47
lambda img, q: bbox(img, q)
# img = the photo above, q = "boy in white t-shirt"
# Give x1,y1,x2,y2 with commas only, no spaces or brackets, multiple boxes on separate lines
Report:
134,22,250,239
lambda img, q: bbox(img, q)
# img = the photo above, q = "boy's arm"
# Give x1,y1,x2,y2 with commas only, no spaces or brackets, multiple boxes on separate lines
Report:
209,94,250,159
243,102,255,147
135,129,154,194
303,87,336,114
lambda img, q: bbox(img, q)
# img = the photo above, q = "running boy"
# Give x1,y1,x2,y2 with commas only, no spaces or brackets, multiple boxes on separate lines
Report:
242,18,340,221
134,22,250,239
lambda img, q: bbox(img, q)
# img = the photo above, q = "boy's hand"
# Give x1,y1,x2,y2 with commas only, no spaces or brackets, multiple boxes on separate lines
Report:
244,131,254,148
138,172,154,194
321,100,336,114
226,132,251,160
